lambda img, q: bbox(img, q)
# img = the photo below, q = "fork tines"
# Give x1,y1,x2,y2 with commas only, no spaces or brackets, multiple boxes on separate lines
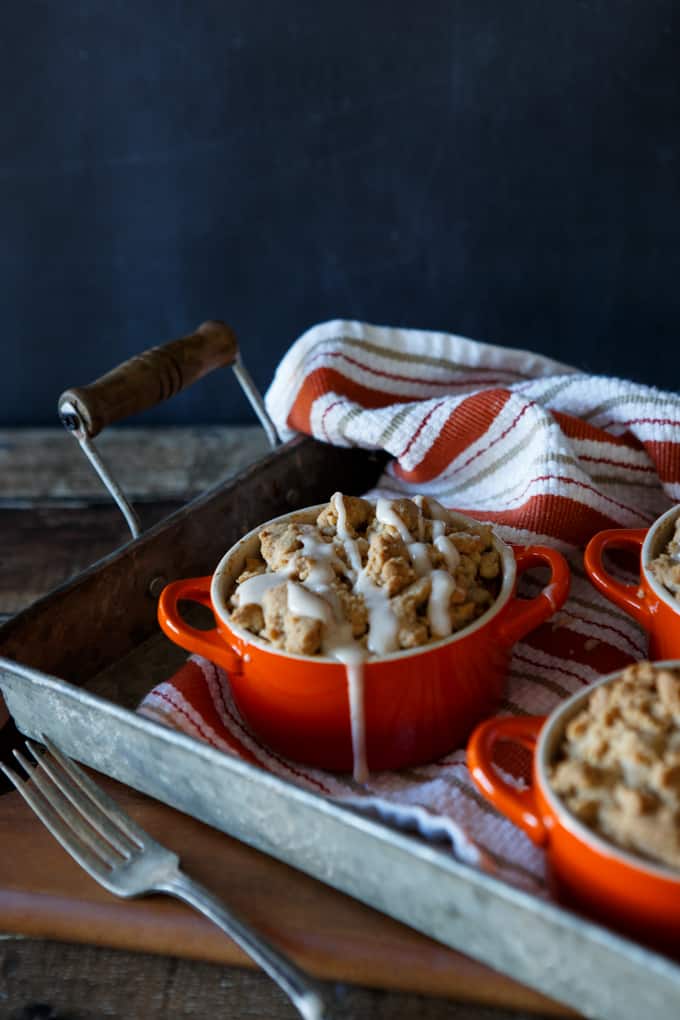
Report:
1,737,333,1019
1,736,142,875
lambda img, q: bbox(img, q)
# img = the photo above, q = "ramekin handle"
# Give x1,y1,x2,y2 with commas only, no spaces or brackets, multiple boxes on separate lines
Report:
467,715,547,845
497,546,571,646
158,577,242,672
583,529,652,628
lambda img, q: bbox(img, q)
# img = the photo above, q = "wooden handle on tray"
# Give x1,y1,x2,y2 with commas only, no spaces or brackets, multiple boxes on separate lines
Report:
58,320,239,438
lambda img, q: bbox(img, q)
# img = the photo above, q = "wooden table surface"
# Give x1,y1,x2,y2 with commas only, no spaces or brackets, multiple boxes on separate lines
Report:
0,426,568,1020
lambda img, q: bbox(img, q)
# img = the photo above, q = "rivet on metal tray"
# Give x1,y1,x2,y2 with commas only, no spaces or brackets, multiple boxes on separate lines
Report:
147,576,168,600
59,410,81,432
286,488,300,506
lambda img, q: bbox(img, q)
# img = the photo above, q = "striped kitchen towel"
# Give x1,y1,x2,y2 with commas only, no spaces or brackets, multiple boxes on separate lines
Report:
140,320,680,894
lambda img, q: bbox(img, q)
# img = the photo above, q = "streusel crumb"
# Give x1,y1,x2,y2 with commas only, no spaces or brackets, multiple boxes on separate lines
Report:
548,661,680,871
648,515,680,600
229,493,502,657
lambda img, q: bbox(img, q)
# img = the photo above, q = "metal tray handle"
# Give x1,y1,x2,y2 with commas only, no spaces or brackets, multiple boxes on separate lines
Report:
59,320,238,438
58,320,280,538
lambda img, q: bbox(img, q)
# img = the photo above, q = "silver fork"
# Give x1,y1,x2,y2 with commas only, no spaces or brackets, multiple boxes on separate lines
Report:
1,736,332,1020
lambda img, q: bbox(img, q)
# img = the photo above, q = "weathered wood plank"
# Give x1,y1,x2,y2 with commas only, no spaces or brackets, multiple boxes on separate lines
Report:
0,940,560,1020
0,503,181,615
0,426,269,502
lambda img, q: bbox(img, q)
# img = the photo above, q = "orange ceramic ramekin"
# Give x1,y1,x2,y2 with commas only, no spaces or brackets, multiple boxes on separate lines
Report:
158,506,570,773
584,504,680,660
467,667,680,952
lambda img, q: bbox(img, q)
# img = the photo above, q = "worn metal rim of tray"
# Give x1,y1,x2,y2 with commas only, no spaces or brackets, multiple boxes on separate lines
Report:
1,436,679,1020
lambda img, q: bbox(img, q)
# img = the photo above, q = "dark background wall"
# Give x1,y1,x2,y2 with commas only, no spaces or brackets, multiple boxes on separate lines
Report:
2,1,679,428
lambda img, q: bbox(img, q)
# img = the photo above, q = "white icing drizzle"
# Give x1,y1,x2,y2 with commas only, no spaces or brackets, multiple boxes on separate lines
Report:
238,495,473,784
408,541,431,577
287,581,334,624
331,495,403,778
413,494,426,540
376,497,413,543
428,569,456,637
345,660,368,783
234,571,289,606
431,519,446,539
434,535,460,572
331,492,363,576
355,571,400,655
297,526,346,588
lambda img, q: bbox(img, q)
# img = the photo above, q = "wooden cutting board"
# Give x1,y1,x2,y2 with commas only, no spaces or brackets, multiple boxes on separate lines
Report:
0,773,572,1015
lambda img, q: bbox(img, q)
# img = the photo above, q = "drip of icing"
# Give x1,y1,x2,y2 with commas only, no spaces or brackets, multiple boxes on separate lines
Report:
345,660,368,783
434,535,460,572
376,497,413,543
333,493,401,780
284,513,372,783
238,495,474,785
408,542,431,577
318,597,370,784
428,569,456,638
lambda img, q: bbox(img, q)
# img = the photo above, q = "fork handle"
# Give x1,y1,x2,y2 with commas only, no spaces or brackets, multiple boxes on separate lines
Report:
158,870,330,1020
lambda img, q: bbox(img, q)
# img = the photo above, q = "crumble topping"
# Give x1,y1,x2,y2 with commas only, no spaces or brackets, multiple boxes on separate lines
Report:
548,661,680,871
648,514,680,600
228,493,502,657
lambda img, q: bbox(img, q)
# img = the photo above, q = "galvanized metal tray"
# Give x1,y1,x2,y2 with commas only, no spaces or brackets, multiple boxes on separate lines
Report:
1,434,679,1020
